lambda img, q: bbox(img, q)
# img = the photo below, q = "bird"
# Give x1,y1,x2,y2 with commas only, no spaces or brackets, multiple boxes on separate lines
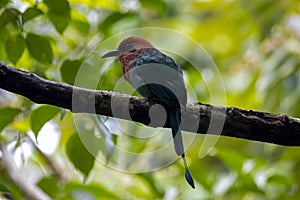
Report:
101,36,195,189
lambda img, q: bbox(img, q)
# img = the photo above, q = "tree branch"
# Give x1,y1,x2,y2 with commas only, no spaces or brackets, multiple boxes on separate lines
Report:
0,142,51,200
1,62,300,146
25,135,68,182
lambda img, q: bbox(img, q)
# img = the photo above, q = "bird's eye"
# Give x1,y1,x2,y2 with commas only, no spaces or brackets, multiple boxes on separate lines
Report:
125,43,135,52
128,47,136,52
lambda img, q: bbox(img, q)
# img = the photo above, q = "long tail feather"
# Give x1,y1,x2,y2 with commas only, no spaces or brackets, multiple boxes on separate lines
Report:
182,154,195,189
169,111,184,156
169,111,195,189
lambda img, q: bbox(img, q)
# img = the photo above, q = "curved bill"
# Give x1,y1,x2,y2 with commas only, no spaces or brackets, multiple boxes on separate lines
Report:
101,50,122,58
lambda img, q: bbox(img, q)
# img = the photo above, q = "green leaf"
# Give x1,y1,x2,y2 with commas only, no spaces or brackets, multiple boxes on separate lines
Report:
217,147,246,172
66,132,99,178
98,12,135,37
65,182,121,200
70,19,90,35
25,33,53,63
11,119,30,134
0,8,21,29
0,174,24,199
69,8,90,35
37,175,63,199
0,0,10,7
44,0,71,34
267,174,291,186
48,13,70,34
5,34,25,64
227,174,265,195
60,58,84,85
96,116,115,162
0,108,21,132
137,173,164,196
139,0,167,17
22,7,43,24
30,105,59,138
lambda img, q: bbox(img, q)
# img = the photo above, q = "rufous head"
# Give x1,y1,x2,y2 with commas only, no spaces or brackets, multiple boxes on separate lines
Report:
101,36,155,58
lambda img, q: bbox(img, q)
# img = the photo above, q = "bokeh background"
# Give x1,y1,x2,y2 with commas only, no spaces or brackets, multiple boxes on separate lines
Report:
0,0,300,199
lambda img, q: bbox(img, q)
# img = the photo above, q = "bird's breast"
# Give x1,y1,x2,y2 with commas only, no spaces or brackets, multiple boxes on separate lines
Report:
119,51,142,83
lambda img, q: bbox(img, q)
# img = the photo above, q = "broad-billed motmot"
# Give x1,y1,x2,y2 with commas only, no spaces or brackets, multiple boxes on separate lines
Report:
102,36,195,189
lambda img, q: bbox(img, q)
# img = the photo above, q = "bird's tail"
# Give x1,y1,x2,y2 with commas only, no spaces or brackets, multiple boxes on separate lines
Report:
169,110,184,156
169,110,195,189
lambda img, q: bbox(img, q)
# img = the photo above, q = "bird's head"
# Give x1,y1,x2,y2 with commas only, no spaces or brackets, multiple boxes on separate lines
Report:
101,36,155,58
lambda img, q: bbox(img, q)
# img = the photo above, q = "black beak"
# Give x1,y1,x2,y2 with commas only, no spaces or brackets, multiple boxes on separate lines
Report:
101,49,122,58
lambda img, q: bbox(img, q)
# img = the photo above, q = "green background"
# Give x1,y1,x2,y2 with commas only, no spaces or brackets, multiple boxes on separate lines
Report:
0,0,300,199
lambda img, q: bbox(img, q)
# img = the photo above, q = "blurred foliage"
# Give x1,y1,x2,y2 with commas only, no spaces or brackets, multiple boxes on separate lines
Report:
0,0,300,199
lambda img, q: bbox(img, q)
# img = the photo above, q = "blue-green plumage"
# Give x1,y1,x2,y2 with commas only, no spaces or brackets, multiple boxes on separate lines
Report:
130,48,186,156
101,36,195,189
129,48,194,188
